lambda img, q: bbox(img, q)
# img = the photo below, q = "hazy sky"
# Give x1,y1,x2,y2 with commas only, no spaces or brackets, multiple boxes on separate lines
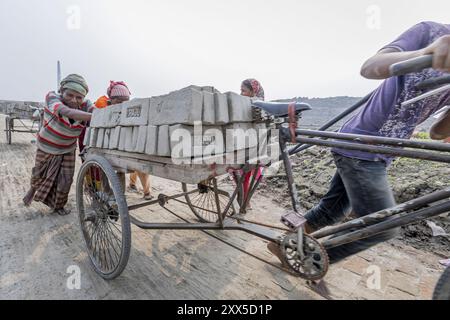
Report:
0,0,449,102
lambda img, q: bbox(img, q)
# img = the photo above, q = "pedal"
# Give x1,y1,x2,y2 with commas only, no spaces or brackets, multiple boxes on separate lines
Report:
281,211,307,230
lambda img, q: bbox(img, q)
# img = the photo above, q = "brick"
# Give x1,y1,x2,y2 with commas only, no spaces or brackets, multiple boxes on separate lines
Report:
225,123,258,153
145,126,158,155
386,272,420,296
385,286,416,300
96,128,105,148
119,127,132,151
254,122,269,150
214,92,229,124
343,257,371,276
326,268,363,294
134,126,148,154
103,104,122,128
109,127,121,150
157,125,171,157
352,288,386,300
394,263,419,277
202,91,215,125
89,128,98,147
226,92,252,122
148,87,203,126
92,106,120,128
170,125,194,159
103,129,111,149
83,127,91,148
119,98,150,127
169,124,224,159
89,108,104,128
202,126,225,158
418,274,438,299
125,126,137,152
189,85,218,94
198,86,217,93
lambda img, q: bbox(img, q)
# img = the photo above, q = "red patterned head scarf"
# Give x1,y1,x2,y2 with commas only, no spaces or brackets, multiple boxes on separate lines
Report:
107,81,131,98
242,79,265,101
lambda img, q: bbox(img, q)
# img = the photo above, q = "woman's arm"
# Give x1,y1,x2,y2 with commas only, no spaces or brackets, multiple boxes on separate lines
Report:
430,109,450,140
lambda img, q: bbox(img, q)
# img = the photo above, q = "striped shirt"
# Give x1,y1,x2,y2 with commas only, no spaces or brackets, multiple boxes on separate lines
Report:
37,92,94,155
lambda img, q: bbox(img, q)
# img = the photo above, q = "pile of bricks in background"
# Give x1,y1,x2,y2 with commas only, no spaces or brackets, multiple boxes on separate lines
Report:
85,86,272,161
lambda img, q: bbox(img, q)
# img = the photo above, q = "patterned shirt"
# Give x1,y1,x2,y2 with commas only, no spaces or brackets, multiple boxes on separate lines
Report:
37,91,94,155
333,21,450,163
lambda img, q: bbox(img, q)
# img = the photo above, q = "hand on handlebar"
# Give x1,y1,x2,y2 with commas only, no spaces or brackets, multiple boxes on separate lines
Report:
389,35,450,77
422,35,450,73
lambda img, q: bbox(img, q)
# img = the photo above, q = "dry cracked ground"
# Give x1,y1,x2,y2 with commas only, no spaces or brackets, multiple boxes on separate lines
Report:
0,116,448,300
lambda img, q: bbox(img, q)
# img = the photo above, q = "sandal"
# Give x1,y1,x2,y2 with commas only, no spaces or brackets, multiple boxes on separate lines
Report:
23,189,36,207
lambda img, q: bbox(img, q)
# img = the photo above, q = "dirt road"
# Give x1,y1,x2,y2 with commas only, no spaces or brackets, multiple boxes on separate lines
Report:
0,116,446,300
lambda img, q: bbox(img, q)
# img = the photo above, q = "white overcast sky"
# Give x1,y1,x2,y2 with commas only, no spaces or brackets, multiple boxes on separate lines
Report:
0,0,449,102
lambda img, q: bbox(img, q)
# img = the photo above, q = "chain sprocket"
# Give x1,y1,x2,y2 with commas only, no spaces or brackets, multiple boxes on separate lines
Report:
281,233,329,281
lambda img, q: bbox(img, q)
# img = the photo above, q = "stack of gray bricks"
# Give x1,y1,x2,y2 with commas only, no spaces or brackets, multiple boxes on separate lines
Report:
86,85,270,161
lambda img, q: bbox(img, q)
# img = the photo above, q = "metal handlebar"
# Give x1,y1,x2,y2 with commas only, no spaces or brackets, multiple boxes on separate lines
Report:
389,55,433,77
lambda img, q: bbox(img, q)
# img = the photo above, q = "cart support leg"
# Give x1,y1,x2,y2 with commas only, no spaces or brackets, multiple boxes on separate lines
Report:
212,178,224,225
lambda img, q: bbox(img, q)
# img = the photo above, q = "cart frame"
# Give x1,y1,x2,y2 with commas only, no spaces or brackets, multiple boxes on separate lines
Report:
75,56,450,292
4,107,43,145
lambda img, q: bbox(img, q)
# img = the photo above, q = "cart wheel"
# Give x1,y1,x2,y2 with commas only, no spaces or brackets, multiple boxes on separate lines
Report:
433,266,450,300
280,233,329,281
5,117,11,145
76,155,131,280
182,177,236,223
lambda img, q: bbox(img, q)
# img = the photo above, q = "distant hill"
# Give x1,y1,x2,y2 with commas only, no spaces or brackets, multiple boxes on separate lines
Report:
273,96,435,131
273,96,363,130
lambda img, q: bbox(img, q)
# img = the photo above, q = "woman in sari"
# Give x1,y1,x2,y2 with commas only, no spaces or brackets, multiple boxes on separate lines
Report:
239,78,265,210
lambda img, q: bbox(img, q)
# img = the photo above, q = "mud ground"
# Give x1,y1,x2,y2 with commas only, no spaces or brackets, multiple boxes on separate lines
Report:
0,117,447,300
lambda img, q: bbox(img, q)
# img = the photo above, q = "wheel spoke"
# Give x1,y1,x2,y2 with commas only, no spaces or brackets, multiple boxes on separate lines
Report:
100,223,116,271
103,221,122,259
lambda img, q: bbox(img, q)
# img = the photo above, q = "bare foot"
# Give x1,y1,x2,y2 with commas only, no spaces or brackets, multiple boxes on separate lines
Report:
23,189,36,207
54,208,71,216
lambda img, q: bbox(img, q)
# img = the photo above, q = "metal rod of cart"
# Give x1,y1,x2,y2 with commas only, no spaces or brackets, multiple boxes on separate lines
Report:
3,103,43,145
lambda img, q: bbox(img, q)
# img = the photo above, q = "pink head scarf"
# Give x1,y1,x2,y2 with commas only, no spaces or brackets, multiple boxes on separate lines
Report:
107,81,131,98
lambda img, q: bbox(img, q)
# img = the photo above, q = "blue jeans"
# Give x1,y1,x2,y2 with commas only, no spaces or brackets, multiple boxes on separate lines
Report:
304,154,399,264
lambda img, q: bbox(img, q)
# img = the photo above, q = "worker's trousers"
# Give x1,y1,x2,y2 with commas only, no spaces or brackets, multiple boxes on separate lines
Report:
304,153,399,264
